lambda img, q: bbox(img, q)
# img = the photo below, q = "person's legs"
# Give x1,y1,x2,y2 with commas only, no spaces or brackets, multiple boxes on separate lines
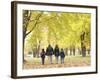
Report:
55,57,57,64
62,58,64,63
61,58,64,64
47,55,51,64
61,58,62,64
50,55,52,64
41,58,43,65
56,57,59,64
43,58,45,65
48,56,50,64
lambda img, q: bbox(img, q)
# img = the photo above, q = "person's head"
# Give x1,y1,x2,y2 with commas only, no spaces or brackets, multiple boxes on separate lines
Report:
42,49,45,52
48,44,51,47
55,44,58,48
61,48,63,52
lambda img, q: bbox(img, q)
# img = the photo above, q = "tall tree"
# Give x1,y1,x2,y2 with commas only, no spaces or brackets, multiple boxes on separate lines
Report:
23,10,43,62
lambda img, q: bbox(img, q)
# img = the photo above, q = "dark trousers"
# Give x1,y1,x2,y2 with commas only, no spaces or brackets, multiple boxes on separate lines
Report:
41,58,45,65
61,58,64,64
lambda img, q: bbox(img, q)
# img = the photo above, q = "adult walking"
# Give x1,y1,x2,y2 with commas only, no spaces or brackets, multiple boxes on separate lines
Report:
54,45,59,64
46,44,53,64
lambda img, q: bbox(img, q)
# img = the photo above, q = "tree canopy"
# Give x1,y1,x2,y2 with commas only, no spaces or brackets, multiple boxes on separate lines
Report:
23,10,91,52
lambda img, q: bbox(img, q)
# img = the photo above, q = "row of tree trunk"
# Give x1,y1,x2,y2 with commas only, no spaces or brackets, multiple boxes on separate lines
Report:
65,48,90,56
29,47,90,58
27,31,89,58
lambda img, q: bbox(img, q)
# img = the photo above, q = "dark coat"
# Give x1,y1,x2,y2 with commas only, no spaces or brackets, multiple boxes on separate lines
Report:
46,46,53,56
41,52,45,58
54,48,59,57
60,51,65,58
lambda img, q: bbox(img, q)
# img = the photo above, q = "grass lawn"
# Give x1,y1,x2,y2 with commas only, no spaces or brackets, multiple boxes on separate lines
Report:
23,54,91,69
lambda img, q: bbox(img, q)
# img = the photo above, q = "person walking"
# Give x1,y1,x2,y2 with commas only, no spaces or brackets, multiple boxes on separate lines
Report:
40,49,46,65
46,44,53,64
54,45,59,64
60,48,65,64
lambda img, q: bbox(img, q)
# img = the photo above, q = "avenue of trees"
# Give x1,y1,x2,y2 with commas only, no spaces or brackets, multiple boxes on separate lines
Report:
23,10,91,62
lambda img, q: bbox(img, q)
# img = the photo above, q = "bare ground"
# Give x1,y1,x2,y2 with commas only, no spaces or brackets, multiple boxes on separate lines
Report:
23,55,90,69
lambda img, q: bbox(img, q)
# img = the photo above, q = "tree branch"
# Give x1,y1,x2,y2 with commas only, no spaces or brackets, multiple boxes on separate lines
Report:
23,11,32,29
25,12,43,37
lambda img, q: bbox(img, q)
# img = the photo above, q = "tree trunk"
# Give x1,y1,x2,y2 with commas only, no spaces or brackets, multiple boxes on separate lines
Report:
65,48,68,56
70,47,72,56
37,40,41,58
81,44,86,57
73,47,75,56
78,48,81,55
32,48,36,58
37,45,40,58
23,33,26,63
87,49,90,54
80,31,86,57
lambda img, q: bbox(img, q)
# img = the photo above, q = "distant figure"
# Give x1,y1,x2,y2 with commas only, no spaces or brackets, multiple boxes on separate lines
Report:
46,44,53,64
60,48,65,64
40,49,46,65
54,45,59,64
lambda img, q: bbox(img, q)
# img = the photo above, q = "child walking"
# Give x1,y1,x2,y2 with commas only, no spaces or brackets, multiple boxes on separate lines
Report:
40,49,46,65
60,48,65,64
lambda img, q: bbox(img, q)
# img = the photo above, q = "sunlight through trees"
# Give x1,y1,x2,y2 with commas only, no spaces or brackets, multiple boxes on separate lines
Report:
23,10,91,60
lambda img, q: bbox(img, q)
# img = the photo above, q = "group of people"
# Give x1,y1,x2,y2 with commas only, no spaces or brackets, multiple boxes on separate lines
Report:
40,44,65,65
